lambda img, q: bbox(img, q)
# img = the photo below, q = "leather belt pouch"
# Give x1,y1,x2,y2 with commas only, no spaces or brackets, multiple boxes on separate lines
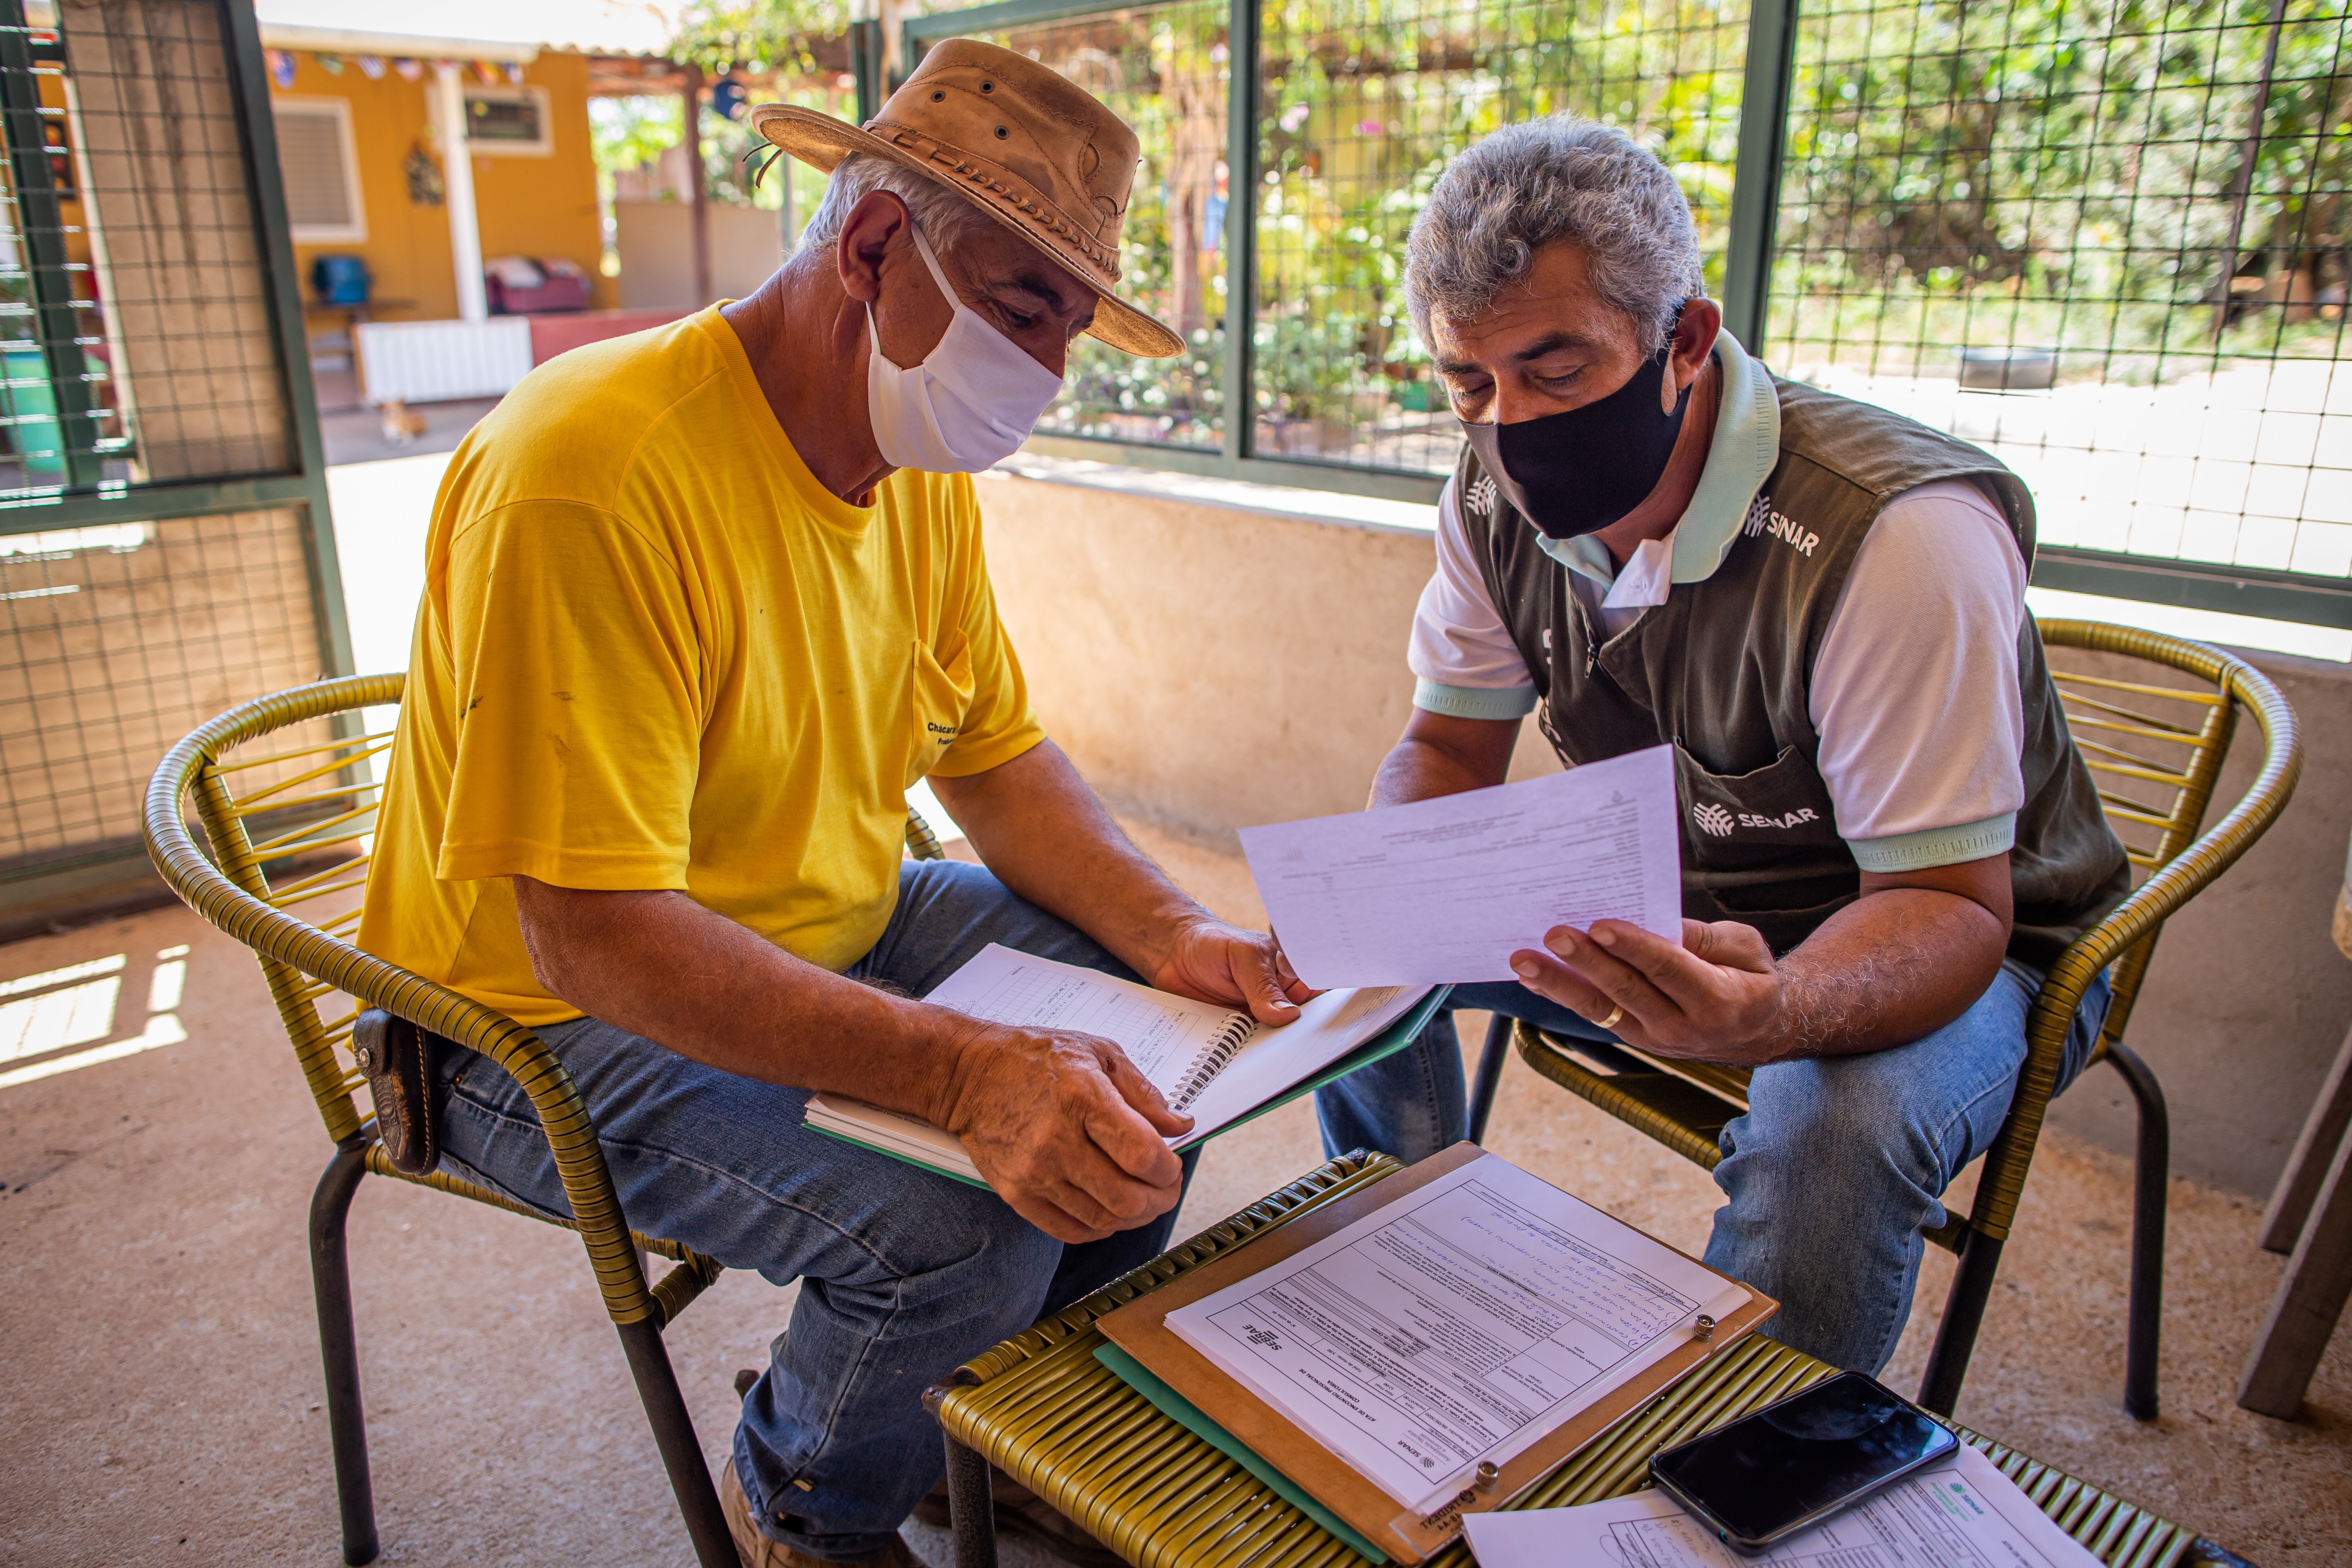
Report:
352,1010,447,1175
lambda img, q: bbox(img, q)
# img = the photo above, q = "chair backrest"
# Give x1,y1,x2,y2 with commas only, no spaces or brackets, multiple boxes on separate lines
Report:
2037,619,2301,1047
146,672,951,1147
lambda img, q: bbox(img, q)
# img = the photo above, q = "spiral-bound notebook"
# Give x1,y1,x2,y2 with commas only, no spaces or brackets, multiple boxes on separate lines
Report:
803,945,1440,1188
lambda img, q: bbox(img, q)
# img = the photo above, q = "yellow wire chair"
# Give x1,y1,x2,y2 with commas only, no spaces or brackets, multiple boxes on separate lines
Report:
1461,620,2301,1421
143,671,951,1568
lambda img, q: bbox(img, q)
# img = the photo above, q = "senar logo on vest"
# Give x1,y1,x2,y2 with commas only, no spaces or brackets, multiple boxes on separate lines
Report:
1466,474,1499,519
1692,801,1736,837
1693,800,1822,836
1741,493,1820,558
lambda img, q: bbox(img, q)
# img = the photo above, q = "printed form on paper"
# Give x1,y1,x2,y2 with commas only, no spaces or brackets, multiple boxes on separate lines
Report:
1162,1152,1748,1516
1460,1442,2103,1568
1238,743,1683,989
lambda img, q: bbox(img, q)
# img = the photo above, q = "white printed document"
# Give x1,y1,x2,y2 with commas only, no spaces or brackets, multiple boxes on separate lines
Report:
1460,1442,2101,1568
803,946,1431,1183
1162,1151,1749,1515
1238,744,1683,989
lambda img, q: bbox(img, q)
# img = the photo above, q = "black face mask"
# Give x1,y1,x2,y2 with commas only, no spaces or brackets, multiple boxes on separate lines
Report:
1459,349,1693,539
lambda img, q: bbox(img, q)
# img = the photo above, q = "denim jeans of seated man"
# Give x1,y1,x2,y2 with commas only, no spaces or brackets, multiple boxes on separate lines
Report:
1314,957,2111,1376
428,858,1199,1561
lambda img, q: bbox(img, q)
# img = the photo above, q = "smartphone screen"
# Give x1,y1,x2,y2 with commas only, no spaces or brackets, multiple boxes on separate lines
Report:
1648,1373,1958,1548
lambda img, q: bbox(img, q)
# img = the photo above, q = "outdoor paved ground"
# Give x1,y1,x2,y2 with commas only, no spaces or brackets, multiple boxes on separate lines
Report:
0,835,2344,1567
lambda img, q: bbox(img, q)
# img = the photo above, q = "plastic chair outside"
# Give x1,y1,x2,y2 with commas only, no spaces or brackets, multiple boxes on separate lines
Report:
143,672,950,1567
1464,619,2302,1419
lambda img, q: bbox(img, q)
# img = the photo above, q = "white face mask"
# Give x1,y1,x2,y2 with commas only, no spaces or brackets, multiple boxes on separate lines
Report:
866,221,1064,474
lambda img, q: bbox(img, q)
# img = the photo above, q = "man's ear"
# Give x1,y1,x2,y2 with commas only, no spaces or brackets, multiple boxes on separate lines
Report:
836,189,911,305
1664,296,1722,411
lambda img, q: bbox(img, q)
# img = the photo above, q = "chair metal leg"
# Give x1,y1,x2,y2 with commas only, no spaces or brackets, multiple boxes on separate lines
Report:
309,1140,379,1566
2107,1042,2169,1420
1467,1013,1512,1146
1918,1228,2003,1416
614,1317,737,1568
943,1428,999,1568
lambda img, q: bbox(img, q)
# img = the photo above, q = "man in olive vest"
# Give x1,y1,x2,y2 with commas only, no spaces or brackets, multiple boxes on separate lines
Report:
1316,116,2129,1374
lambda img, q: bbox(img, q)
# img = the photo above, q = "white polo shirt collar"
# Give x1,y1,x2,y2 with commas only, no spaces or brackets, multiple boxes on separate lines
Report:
1534,328,1780,608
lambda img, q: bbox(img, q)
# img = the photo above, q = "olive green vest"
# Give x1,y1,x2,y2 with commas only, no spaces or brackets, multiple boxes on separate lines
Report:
1457,376,2128,966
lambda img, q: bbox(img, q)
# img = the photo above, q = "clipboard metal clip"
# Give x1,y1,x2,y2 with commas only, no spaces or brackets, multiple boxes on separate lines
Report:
1691,1313,1716,1343
1450,1460,1501,1510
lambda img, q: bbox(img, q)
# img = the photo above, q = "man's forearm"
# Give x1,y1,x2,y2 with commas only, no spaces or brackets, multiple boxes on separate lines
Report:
1757,886,2009,1061
512,879,978,1123
1370,711,1519,808
929,741,1203,979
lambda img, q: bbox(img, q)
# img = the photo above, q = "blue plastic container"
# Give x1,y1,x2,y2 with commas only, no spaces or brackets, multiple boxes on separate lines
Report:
311,254,372,305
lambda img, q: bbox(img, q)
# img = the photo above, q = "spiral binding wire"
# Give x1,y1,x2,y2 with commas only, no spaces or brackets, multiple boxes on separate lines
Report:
1167,1013,1259,1111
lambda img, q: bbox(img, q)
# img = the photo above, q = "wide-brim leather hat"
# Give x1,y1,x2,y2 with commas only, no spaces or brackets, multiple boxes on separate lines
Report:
751,39,1182,359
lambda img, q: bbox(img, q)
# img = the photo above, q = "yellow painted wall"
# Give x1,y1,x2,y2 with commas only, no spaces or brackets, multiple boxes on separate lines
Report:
269,49,614,317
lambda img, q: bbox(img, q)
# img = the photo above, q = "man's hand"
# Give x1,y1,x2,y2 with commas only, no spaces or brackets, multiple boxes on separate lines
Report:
1511,919,1787,1064
1508,856,2016,1065
1150,916,1317,1025
934,1019,1194,1243
932,744,1320,1031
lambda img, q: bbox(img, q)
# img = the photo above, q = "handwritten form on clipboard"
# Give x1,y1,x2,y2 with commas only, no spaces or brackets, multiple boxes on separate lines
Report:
1237,743,1683,989
1161,1152,1749,1516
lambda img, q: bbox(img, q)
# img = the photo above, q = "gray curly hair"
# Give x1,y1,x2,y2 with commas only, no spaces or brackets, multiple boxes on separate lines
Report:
1404,117,1703,358
795,152,997,259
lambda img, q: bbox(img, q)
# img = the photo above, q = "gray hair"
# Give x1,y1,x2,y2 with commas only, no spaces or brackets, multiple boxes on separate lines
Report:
795,152,997,259
1404,117,1702,357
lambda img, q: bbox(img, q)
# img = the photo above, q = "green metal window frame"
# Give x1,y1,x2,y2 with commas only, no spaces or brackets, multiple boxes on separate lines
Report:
0,0,346,657
0,0,352,925
873,0,2352,631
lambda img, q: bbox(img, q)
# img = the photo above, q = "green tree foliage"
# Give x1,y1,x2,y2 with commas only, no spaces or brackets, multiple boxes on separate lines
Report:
1772,0,2351,374
876,0,2346,462
672,1,860,75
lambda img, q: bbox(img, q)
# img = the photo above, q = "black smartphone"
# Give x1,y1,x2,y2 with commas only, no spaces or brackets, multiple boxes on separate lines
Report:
1647,1372,1959,1552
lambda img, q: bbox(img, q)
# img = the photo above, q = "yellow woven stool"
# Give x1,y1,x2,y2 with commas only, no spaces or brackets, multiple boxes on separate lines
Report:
927,1152,2250,1568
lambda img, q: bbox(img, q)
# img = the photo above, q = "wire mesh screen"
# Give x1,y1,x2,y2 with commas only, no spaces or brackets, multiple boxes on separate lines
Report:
1253,0,1749,472
0,0,295,499
0,509,330,874
1766,0,2352,582
961,3,1231,449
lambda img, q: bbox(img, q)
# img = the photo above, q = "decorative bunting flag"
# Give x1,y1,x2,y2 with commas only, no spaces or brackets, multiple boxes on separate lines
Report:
503,62,525,85
393,57,423,81
317,52,344,75
471,60,501,84
357,55,386,80
265,48,295,89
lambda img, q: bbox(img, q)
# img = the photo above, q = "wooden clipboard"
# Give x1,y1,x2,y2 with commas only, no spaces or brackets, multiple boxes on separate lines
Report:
1096,1143,1778,1564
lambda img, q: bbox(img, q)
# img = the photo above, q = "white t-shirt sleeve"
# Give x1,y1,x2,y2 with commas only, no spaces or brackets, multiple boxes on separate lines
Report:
1811,479,2028,871
1407,476,1539,721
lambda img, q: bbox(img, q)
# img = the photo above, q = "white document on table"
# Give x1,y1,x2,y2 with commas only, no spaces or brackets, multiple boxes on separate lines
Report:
1162,1151,1749,1516
1460,1442,2102,1568
1238,743,1683,988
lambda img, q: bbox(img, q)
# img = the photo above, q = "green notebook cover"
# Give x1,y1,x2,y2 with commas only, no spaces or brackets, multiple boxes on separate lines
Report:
808,986,1452,1188
1092,1344,1390,1564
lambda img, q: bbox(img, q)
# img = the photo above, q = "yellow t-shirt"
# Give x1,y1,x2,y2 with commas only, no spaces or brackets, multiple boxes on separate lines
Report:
357,306,1045,1025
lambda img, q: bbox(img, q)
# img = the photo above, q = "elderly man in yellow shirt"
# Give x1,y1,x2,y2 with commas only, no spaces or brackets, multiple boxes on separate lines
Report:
358,43,1306,1568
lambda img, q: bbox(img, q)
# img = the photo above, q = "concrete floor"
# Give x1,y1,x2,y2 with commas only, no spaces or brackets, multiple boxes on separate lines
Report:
0,819,2345,1568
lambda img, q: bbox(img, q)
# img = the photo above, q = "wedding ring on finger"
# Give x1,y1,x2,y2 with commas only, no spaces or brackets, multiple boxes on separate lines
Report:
1596,1002,1624,1032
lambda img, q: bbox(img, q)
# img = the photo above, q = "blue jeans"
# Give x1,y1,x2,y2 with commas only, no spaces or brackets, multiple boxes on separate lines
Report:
429,860,1194,1560
1316,958,2110,1375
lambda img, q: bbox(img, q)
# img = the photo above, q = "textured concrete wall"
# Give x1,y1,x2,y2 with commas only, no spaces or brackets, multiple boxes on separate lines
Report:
977,468,2349,1198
